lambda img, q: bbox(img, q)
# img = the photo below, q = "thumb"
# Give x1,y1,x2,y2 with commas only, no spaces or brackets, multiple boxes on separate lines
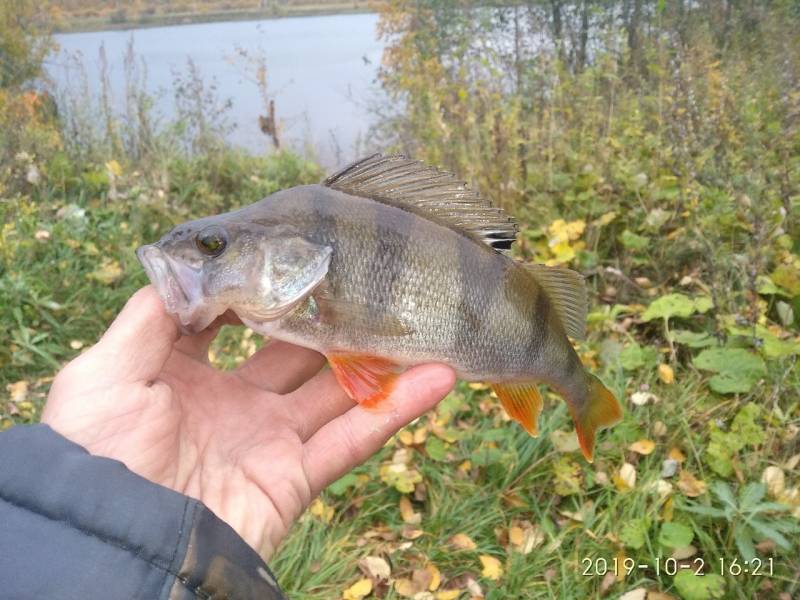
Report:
93,285,179,382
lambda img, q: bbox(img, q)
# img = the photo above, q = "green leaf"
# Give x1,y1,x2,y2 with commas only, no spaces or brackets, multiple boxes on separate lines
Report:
619,517,650,549
710,481,737,508
725,323,800,358
748,519,793,550
328,472,359,496
673,571,726,600
619,342,658,370
738,483,765,511
733,526,756,562
658,522,694,548
620,229,649,250
642,293,714,322
425,436,448,461
693,348,767,393
679,503,727,519
671,330,717,348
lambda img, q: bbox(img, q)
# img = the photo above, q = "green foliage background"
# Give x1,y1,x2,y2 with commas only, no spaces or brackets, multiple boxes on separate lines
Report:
2,1,800,599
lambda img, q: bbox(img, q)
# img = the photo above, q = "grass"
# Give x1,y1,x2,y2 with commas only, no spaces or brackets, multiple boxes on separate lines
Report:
3,168,797,598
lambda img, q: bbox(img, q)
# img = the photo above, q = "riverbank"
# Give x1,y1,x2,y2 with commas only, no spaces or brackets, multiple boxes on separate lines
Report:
53,1,375,33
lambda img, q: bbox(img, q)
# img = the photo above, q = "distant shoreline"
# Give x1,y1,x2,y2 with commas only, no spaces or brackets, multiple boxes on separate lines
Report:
54,3,376,34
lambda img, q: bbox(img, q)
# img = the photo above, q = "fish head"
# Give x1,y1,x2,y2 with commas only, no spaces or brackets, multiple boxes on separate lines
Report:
137,217,332,334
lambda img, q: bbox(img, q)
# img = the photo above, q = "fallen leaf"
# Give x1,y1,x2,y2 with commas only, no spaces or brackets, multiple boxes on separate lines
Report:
762,466,785,498
399,496,421,524
677,470,707,497
401,525,423,540
435,591,461,600
671,545,697,560
342,578,373,600
398,430,414,445
479,555,503,581
658,364,675,384
426,564,441,591
619,588,647,600
34,229,51,241
450,533,477,550
614,462,637,491
628,439,656,455
668,447,686,462
309,498,334,523
508,521,544,554
69,340,84,350
393,578,419,598
358,556,391,582
6,381,29,403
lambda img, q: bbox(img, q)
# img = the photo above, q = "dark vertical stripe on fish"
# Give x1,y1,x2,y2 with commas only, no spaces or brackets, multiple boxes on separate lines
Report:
454,239,508,372
525,277,550,367
369,203,414,319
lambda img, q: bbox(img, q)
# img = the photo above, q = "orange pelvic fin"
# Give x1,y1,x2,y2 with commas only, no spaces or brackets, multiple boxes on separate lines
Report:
327,353,402,408
492,382,544,436
568,374,622,462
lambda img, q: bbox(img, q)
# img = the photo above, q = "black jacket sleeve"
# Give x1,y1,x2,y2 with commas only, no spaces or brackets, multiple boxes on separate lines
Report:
0,425,287,600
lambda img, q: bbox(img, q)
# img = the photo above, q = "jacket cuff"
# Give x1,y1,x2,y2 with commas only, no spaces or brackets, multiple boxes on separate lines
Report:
0,424,285,600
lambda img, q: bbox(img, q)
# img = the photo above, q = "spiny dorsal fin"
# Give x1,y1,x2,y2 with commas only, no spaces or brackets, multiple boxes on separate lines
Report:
324,154,518,253
525,263,587,340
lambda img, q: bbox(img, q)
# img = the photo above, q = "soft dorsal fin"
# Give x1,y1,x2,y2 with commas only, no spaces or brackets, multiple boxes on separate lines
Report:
324,154,518,253
524,263,587,340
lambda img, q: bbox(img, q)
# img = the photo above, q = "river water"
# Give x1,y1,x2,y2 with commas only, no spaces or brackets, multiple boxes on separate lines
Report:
49,13,386,167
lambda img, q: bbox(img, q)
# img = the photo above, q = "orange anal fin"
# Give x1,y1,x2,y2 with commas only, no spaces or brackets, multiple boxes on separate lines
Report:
327,353,402,408
569,374,623,462
492,382,544,436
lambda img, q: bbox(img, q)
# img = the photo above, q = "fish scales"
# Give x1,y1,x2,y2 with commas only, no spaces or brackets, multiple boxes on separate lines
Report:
137,154,622,460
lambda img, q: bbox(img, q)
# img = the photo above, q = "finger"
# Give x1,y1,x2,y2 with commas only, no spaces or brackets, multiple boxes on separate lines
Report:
174,326,220,362
237,340,327,394
287,369,353,441
302,364,455,495
94,285,179,382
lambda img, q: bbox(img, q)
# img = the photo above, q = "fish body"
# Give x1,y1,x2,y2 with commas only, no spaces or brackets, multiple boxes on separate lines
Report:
138,155,621,459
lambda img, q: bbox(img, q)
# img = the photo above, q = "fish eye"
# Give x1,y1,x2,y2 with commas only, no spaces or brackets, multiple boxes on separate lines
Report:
195,226,227,257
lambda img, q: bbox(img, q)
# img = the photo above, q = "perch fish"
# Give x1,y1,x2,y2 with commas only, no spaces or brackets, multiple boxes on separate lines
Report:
137,154,622,460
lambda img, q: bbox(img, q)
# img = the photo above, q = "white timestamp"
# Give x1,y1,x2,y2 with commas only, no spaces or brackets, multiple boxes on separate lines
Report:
581,557,775,577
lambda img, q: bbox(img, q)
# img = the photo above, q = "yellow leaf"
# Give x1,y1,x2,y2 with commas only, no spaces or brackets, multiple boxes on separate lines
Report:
593,211,617,227
677,470,707,497
426,564,441,591
450,533,477,550
658,364,675,384
509,526,524,546
613,462,637,491
105,159,122,176
479,554,503,581
399,496,421,524
342,578,373,600
309,498,334,523
394,578,420,598
435,591,461,600
413,426,428,444
628,439,656,455
398,430,414,445
7,380,29,403
668,447,686,462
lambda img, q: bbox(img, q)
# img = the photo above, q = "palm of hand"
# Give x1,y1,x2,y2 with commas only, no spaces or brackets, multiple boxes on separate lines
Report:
42,287,454,559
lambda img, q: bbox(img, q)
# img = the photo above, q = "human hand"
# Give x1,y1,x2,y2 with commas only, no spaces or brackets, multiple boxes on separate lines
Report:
42,286,455,559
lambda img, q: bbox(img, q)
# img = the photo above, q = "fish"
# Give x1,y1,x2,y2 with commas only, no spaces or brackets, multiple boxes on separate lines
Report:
136,154,622,461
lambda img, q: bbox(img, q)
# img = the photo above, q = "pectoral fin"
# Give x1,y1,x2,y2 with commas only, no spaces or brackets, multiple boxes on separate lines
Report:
492,382,544,436
328,353,403,408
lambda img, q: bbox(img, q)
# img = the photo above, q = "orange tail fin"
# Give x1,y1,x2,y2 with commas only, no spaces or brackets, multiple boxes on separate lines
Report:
492,382,544,436
567,374,622,462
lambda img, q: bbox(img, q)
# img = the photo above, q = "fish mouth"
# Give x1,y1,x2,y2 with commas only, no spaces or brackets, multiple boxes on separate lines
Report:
136,244,215,334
